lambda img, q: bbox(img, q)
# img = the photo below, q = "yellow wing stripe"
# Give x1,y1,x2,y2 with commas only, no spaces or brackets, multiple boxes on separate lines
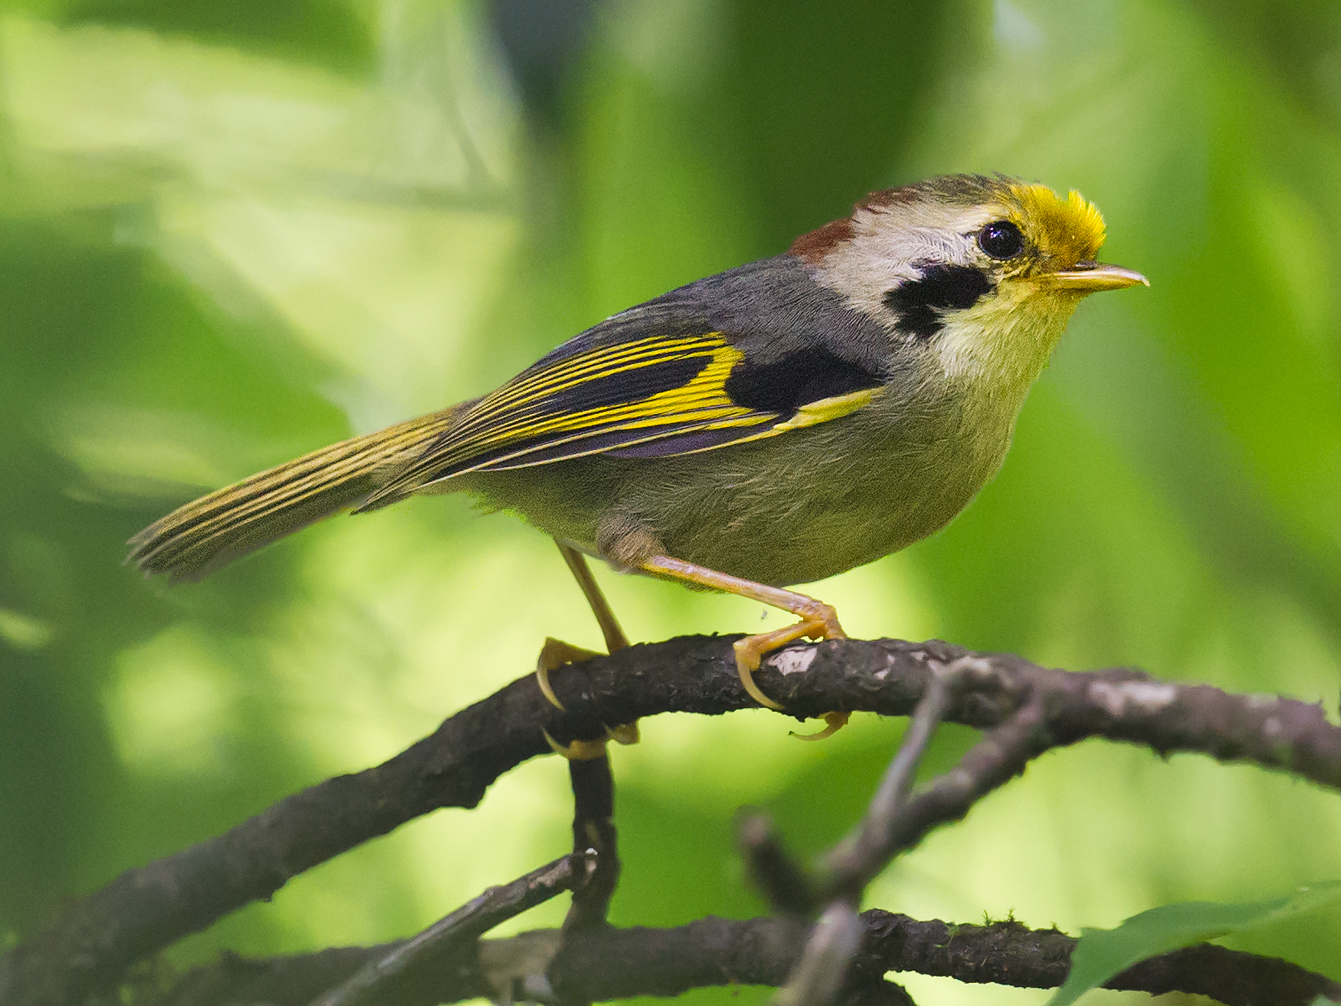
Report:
449,389,881,475
459,335,727,425
443,412,775,475
772,386,880,430
426,339,755,471
586,387,886,463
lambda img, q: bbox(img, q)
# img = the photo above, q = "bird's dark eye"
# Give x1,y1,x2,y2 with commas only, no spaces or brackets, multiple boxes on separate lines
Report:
978,220,1024,260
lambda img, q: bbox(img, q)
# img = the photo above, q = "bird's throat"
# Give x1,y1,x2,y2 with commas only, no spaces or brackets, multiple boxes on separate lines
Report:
931,285,1081,394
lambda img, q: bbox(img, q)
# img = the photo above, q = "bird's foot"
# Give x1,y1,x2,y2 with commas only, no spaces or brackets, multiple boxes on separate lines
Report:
535,636,602,712
541,729,610,761
635,554,849,734
535,636,640,759
791,710,851,741
605,721,640,745
732,600,846,715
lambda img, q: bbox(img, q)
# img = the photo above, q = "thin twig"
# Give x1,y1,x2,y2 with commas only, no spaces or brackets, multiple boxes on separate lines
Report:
562,755,619,932
554,539,628,945
822,657,967,895
738,811,815,915
308,855,578,1006
818,700,1049,901
772,902,864,1006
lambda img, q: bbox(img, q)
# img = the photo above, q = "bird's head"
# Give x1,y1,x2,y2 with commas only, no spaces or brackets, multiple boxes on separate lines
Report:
792,174,1146,391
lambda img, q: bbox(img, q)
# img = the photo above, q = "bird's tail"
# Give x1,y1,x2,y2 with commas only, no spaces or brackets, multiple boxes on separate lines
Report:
128,409,457,581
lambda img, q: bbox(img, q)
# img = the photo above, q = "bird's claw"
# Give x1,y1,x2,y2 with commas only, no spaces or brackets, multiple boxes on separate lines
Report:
534,636,603,711
791,710,851,741
606,721,640,745
542,729,609,761
536,637,640,756
733,604,847,714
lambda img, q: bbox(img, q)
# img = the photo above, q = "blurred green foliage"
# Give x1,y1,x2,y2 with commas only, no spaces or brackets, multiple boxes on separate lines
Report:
60,0,376,73
1,1,1340,1003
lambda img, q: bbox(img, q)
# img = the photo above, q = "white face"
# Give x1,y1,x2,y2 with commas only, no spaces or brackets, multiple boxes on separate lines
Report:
810,199,1003,317
807,196,1085,390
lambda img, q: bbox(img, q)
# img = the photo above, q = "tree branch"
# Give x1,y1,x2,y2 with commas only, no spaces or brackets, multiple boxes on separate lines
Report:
143,911,1341,1006
4,635,1339,1005
561,755,619,934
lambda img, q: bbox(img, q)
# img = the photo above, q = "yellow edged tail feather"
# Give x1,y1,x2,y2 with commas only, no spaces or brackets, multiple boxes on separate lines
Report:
127,410,457,581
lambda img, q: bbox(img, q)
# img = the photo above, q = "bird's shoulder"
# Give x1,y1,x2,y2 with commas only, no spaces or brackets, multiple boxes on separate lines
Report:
559,253,892,374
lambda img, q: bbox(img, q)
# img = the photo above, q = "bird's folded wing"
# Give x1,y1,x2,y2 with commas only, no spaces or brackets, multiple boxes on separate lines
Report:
360,330,883,508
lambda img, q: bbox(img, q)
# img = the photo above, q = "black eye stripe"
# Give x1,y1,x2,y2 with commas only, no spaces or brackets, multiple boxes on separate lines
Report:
883,264,993,339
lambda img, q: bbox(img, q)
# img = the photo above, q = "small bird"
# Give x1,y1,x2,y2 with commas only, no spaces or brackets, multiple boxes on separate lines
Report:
129,174,1145,727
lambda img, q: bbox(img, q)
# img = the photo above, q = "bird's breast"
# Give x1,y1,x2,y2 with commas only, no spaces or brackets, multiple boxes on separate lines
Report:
606,379,1025,586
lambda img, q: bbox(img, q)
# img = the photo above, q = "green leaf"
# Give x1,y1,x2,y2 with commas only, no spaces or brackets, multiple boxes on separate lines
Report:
1047,882,1341,1006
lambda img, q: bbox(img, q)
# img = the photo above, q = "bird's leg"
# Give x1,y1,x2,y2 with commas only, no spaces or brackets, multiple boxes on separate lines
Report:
558,543,640,746
638,554,847,715
538,542,639,760
557,541,630,654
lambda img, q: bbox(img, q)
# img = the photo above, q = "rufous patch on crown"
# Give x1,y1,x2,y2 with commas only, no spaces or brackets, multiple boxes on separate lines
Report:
789,216,856,263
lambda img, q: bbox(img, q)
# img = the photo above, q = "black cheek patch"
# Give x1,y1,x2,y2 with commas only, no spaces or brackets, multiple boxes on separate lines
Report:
883,264,993,339
724,348,883,416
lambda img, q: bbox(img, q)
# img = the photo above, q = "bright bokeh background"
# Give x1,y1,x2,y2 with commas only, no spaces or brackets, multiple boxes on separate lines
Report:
1,1,1340,1003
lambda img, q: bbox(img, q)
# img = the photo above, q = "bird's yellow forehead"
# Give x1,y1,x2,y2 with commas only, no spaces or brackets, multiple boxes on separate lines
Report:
1005,182,1106,266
